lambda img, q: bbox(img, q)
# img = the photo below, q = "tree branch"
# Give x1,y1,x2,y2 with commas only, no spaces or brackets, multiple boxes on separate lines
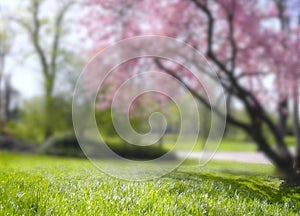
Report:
32,0,49,78
227,1,237,73
155,59,251,131
50,1,74,79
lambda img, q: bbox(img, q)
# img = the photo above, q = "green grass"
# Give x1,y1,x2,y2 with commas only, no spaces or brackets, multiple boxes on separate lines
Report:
163,136,257,152
99,134,295,153
0,152,299,215
163,135,297,152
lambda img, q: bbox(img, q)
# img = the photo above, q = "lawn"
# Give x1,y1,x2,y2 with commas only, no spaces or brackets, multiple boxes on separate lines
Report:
163,137,257,152
0,152,299,215
163,135,296,152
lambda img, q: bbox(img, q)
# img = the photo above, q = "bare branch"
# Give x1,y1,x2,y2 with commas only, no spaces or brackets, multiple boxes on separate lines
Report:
50,1,75,78
155,59,251,131
32,0,49,77
227,1,237,73
235,71,269,80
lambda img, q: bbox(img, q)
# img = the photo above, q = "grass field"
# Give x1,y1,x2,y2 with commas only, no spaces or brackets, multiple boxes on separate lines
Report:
163,137,257,152
163,135,296,152
0,152,299,215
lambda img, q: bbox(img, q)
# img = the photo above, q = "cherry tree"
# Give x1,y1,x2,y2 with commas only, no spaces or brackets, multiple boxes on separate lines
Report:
82,0,300,180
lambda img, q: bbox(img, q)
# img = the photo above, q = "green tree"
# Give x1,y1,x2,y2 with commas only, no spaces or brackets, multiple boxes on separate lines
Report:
10,0,75,139
7,95,73,144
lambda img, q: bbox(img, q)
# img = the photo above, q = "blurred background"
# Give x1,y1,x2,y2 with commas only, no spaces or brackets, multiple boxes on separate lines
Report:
0,0,86,156
0,0,299,169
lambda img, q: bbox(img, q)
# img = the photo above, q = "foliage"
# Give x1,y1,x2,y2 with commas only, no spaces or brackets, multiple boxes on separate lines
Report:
95,108,151,141
40,135,175,160
0,152,299,215
0,135,33,152
7,96,73,144
106,140,175,160
41,136,85,158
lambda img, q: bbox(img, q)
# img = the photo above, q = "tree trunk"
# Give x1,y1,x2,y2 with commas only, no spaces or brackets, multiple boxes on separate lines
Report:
158,120,164,149
293,80,300,174
295,15,300,175
4,76,12,122
44,78,54,139
44,95,53,139
251,124,293,172
277,98,288,136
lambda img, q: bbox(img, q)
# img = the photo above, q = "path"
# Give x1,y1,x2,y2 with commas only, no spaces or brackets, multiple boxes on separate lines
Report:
176,147,296,164
176,151,272,164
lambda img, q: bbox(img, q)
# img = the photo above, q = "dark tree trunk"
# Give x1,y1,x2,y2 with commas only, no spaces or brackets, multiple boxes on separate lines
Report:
4,79,11,122
44,93,54,139
250,120,293,171
277,99,288,136
293,80,300,175
295,15,300,176
44,77,55,139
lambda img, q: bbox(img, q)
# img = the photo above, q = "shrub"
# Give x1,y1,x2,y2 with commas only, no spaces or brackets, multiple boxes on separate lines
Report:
0,135,33,152
7,96,73,144
41,136,87,158
41,135,176,160
106,141,176,160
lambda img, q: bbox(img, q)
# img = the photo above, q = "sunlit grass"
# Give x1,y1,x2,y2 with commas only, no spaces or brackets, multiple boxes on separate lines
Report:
0,152,299,215
163,137,257,152
163,135,296,152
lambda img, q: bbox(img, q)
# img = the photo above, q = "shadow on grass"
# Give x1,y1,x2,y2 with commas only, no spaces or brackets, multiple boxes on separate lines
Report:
167,170,300,206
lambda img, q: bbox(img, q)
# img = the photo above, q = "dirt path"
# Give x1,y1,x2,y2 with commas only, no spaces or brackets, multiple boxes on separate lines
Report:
176,151,272,164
